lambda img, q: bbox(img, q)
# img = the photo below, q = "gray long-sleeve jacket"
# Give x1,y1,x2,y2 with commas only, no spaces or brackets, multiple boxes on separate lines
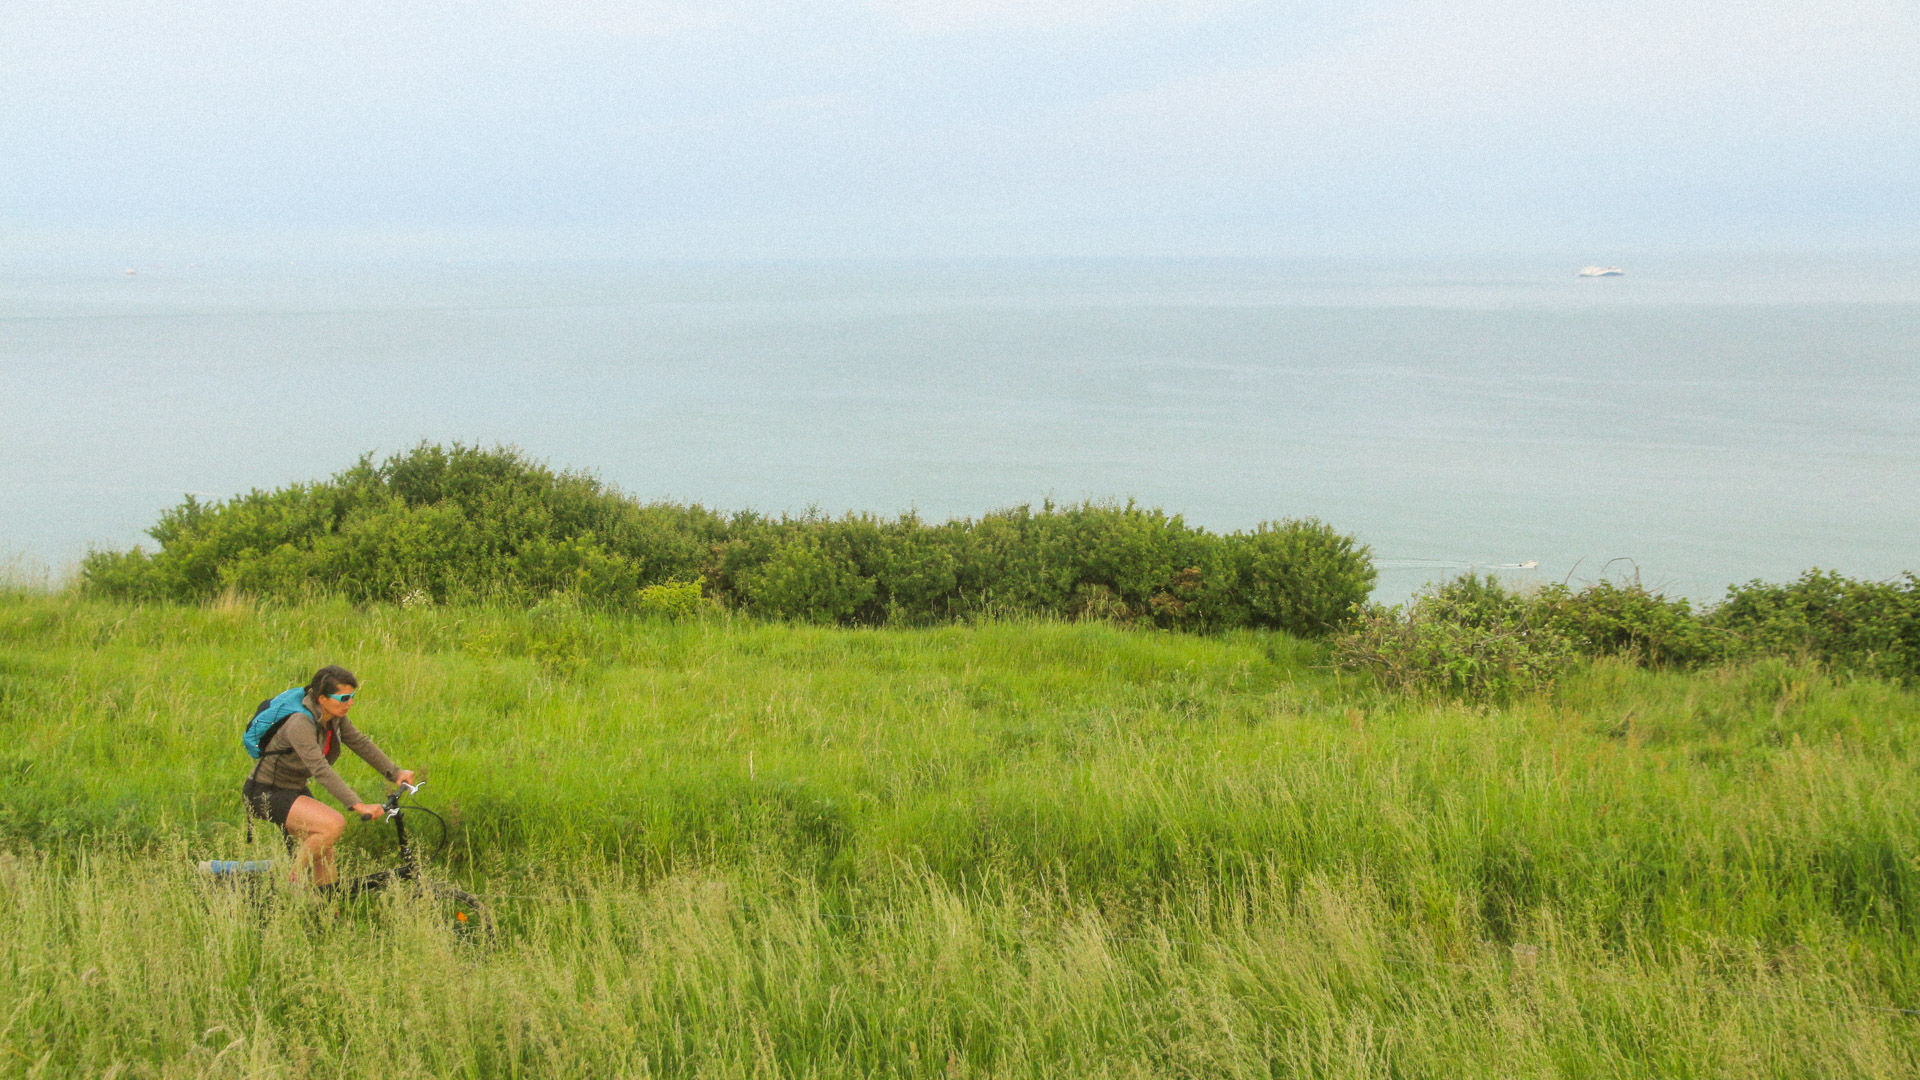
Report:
247,693,399,807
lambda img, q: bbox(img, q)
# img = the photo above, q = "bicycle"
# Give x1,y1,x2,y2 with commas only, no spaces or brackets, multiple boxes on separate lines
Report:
201,781,492,938
334,781,492,937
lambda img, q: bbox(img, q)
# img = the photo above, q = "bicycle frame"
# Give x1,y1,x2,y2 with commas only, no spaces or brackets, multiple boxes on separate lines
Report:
332,781,491,937
336,782,430,894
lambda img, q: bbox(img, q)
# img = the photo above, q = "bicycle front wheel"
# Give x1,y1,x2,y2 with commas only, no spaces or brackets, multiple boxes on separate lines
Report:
422,881,494,941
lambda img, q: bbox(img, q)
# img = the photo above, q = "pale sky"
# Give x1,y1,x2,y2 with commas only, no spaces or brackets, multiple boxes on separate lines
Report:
5,0,1918,256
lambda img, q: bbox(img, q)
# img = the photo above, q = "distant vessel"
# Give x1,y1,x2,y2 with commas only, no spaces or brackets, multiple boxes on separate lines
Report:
1578,266,1624,277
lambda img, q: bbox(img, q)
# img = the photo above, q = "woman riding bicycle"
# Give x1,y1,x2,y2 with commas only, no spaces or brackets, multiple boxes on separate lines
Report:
243,665,414,886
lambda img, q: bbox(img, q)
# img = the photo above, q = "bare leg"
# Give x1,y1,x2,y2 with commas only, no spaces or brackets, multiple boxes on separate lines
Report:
283,796,347,885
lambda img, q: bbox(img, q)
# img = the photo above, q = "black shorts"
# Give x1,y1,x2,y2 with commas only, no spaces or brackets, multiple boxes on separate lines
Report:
242,780,310,827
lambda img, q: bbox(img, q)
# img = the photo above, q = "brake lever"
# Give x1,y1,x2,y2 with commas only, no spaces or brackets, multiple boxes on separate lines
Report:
359,781,421,822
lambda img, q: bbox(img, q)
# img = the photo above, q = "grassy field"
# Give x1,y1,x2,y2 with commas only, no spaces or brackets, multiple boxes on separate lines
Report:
4,589,1920,1077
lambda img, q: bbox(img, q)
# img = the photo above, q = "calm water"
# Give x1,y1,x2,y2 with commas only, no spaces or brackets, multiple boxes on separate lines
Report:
4,256,1916,601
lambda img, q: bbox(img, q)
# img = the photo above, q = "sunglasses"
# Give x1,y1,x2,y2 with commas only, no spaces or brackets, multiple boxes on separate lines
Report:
324,692,357,703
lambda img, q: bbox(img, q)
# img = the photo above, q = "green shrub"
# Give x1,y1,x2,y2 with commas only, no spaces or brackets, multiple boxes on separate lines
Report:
524,595,593,677
82,444,715,608
637,576,707,619
1223,519,1378,636
82,445,1377,636
949,500,1216,624
74,548,165,602
1710,570,1920,681
740,526,881,625
1338,568,1920,697
874,517,965,625
1536,579,1727,668
1334,574,1575,699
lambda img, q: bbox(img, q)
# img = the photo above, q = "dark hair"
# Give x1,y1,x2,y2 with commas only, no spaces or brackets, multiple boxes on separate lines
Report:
306,665,359,699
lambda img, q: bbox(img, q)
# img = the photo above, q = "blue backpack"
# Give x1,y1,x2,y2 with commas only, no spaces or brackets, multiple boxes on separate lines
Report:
243,687,312,760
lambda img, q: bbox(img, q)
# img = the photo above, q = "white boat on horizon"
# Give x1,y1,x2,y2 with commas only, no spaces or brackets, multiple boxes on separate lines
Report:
1578,266,1624,277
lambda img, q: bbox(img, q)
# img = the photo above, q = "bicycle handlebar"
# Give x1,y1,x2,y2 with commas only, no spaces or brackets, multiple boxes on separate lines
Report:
358,781,424,821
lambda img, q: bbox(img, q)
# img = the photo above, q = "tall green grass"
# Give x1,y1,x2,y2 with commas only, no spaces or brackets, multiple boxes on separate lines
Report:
8,853,1918,1078
4,590,1920,1075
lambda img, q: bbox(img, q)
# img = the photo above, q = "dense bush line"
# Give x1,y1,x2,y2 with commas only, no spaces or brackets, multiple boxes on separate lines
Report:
82,443,1375,635
1337,569,1920,697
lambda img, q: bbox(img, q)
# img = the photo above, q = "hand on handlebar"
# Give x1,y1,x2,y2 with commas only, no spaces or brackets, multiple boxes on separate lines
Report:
352,802,387,821
394,769,416,786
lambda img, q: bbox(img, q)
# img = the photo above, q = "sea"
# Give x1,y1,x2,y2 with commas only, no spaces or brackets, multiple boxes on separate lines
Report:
4,254,1916,603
